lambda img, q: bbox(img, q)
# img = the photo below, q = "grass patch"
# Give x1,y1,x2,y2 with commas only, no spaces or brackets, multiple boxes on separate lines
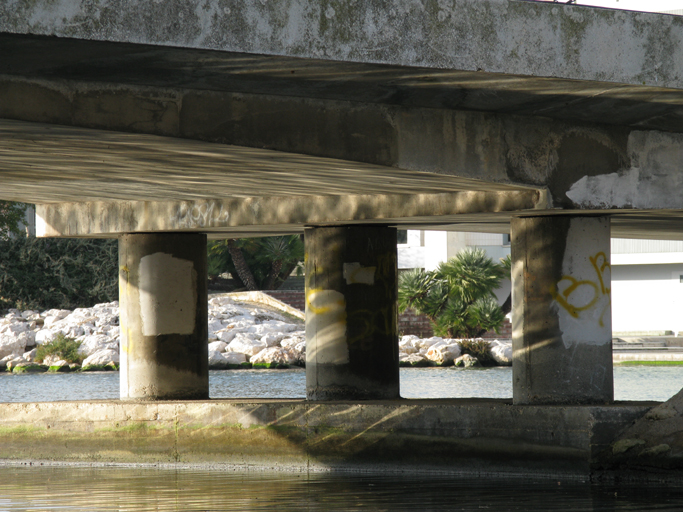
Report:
615,361,683,366
35,333,84,365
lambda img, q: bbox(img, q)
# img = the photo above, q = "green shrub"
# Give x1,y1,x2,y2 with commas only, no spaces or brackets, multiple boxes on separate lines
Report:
457,339,494,366
398,248,507,338
35,334,84,365
0,236,118,311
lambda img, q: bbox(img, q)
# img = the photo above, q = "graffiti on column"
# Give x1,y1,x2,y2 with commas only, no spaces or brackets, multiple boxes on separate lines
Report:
551,251,611,327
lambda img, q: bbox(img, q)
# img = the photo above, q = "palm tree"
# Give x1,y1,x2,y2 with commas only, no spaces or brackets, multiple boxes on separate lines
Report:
208,235,304,291
398,248,507,338
225,239,259,291
257,236,304,290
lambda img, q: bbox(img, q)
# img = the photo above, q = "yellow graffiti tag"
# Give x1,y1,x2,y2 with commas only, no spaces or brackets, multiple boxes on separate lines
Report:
306,288,345,315
551,251,612,327
551,277,599,318
590,252,611,295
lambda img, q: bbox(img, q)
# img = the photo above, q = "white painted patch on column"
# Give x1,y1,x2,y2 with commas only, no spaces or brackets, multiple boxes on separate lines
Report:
553,218,611,348
566,168,640,208
139,252,197,336
566,130,683,209
306,289,349,364
343,262,376,285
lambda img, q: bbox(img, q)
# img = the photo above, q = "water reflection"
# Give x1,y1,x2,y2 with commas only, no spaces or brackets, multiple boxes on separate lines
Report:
0,466,681,511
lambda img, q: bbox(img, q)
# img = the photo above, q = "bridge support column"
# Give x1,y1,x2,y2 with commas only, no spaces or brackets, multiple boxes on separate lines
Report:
119,233,208,400
305,226,399,400
511,216,613,405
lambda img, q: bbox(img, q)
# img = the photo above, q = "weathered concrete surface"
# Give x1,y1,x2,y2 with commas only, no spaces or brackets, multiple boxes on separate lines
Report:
305,227,399,400
613,350,683,362
119,234,209,400
36,192,544,238
0,117,539,202
0,30,682,237
0,33,682,215
0,399,654,477
597,389,683,474
512,216,614,405
2,73,683,212
2,0,683,90
1,7,682,238
2,32,683,135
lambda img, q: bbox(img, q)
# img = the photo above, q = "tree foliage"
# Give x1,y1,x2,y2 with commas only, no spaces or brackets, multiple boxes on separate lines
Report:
0,201,28,240
207,235,304,291
398,248,508,338
0,237,118,311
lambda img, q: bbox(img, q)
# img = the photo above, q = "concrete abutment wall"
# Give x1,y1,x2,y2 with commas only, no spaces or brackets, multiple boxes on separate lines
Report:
0,400,654,478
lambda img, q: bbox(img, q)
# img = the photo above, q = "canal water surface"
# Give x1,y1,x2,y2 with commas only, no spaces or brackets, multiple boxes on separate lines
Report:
0,366,681,402
0,465,682,511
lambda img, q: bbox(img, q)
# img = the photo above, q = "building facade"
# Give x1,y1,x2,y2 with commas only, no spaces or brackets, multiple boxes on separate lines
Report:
399,231,683,336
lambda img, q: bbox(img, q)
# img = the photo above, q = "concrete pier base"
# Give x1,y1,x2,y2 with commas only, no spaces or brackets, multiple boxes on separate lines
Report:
305,226,399,400
119,233,208,400
511,216,614,405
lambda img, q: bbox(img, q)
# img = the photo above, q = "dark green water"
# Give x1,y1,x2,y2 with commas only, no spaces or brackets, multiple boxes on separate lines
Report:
0,466,681,511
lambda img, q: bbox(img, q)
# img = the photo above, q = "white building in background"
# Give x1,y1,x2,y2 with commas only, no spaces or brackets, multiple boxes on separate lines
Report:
398,231,510,272
398,230,683,336
398,230,512,309
611,239,683,336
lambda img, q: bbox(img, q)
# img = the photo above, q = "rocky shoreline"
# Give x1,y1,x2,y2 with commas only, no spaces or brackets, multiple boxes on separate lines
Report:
0,296,512,373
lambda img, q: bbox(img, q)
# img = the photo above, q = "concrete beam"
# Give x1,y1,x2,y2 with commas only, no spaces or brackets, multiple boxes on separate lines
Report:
3,33,683,135
0,117,532,204
3,0,683,90
36,191,544,237
4,104,683,212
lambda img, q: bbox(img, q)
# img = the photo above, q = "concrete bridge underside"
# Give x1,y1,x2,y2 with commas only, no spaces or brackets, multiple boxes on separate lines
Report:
1,0,683,475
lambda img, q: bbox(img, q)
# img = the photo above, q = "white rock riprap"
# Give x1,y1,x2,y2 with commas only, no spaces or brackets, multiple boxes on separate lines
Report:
0,302,121,371
397,335,512,367
0,297,308,370
489,340,513,366
0,297,511,371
